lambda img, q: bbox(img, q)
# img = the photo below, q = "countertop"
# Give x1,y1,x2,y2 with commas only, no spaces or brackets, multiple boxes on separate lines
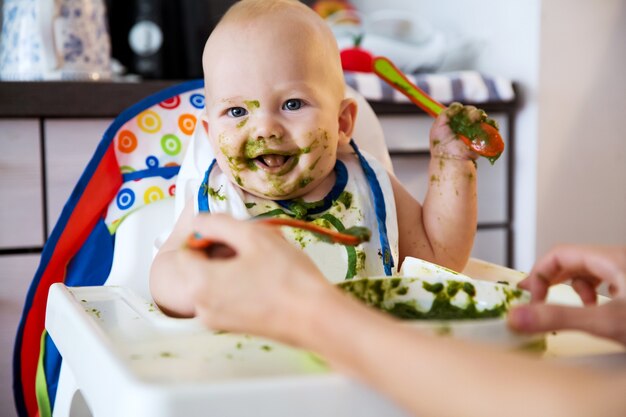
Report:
0,81,518,118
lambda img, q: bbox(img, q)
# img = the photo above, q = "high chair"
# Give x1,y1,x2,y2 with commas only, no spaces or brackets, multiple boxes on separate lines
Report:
12,79,400,417
16,78,623,417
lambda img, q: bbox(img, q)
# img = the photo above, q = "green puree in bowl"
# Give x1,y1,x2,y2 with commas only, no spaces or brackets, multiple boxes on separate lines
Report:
338,278,523,320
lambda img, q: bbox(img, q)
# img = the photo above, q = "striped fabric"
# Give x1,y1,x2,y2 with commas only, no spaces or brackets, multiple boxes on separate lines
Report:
344,70,515,104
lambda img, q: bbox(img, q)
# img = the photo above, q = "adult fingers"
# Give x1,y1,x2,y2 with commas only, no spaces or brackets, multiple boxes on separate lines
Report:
517,273,550,302
191,213,274,255
520,245,626,301
508,301,626,345
571,277,598,306
531,245,626,292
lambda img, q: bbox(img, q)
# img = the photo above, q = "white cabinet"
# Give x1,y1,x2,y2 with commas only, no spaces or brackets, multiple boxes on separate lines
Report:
44,119,112,231
0,254,41,417
0,120,44,249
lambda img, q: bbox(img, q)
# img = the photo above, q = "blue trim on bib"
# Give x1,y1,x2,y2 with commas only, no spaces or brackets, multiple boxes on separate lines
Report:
198,159,217,213
196,147,393,275
350,140,394,275
276,160,347,215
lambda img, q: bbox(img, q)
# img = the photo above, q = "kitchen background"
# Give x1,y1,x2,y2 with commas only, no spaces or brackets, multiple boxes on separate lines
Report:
1,0,624,416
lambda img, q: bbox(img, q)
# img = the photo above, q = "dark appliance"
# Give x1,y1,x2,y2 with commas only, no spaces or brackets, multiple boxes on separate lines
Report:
105,0,318,80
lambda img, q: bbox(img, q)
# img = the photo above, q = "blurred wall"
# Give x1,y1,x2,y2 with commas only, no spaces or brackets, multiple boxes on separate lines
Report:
536,0,626,255
352,0,541,270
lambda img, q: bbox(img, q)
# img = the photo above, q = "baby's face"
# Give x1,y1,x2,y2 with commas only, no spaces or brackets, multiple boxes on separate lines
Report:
203,18,349,200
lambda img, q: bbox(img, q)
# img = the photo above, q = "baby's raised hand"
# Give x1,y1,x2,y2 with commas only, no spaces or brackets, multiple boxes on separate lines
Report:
429,103,483,161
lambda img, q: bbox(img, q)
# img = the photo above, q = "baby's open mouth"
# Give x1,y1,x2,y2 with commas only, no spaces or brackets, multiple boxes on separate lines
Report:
253,153,298,175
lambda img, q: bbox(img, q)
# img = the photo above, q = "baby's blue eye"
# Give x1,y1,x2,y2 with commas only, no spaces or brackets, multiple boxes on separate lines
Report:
227,107,248,118
282,99,303,111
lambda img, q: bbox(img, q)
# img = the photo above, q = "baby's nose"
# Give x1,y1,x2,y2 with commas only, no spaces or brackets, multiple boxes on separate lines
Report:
253,114,283,140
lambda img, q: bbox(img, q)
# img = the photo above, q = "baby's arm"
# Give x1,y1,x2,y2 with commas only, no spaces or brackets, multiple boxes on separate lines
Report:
395,104,479,271
149,200,197,317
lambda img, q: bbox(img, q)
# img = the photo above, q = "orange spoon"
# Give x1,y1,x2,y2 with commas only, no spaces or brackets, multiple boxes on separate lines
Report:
187,217,371,256
372,56,505,162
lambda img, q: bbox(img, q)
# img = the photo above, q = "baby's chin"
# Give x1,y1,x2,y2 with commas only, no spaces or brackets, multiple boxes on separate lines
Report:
239,182,312,201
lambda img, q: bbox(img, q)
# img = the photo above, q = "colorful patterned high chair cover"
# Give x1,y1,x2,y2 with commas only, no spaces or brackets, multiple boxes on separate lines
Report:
13,79,205,417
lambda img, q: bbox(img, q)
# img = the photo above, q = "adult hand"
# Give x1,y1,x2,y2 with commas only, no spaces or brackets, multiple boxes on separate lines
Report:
176,213,331,345
508,245,626,345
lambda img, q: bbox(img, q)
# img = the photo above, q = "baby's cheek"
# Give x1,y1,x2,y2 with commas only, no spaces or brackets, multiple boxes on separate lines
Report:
216,133,239,156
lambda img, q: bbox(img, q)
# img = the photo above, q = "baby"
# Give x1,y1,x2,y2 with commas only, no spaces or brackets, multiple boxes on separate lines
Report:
150,0,481,316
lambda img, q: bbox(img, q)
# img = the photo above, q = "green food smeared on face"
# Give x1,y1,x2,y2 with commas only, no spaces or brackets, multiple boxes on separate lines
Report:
430,175,439,183
300,138,319,155
236,118,248,128
261,345,272,352
243,138,269,159
244,100,260,110
299,177,313,188
309,156,321,170
246,159,258,171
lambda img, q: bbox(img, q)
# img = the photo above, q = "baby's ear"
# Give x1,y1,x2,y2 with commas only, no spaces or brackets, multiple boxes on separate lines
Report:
337,98,358,146
201,113,210,134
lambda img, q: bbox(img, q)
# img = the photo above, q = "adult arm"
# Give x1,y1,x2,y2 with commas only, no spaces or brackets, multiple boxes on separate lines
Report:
179,214,626,417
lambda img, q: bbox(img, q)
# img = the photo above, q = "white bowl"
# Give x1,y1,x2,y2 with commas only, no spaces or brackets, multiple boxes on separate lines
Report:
337,258,545,350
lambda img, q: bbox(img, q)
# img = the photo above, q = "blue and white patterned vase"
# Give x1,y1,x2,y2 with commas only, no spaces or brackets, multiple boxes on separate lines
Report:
0,0,112,81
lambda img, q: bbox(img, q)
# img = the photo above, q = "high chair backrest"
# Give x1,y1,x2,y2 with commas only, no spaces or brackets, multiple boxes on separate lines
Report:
13,80,205,417
13,80,390,417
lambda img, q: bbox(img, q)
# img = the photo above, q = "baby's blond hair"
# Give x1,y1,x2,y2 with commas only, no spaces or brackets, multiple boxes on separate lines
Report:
204,0,345,99
220,0,314,22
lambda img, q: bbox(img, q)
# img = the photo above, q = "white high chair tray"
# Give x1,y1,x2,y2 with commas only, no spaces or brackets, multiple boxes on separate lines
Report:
46,277,626,417
46,284,406,417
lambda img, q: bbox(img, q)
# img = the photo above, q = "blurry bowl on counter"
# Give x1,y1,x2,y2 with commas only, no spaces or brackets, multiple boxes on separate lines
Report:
328,8,484,73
